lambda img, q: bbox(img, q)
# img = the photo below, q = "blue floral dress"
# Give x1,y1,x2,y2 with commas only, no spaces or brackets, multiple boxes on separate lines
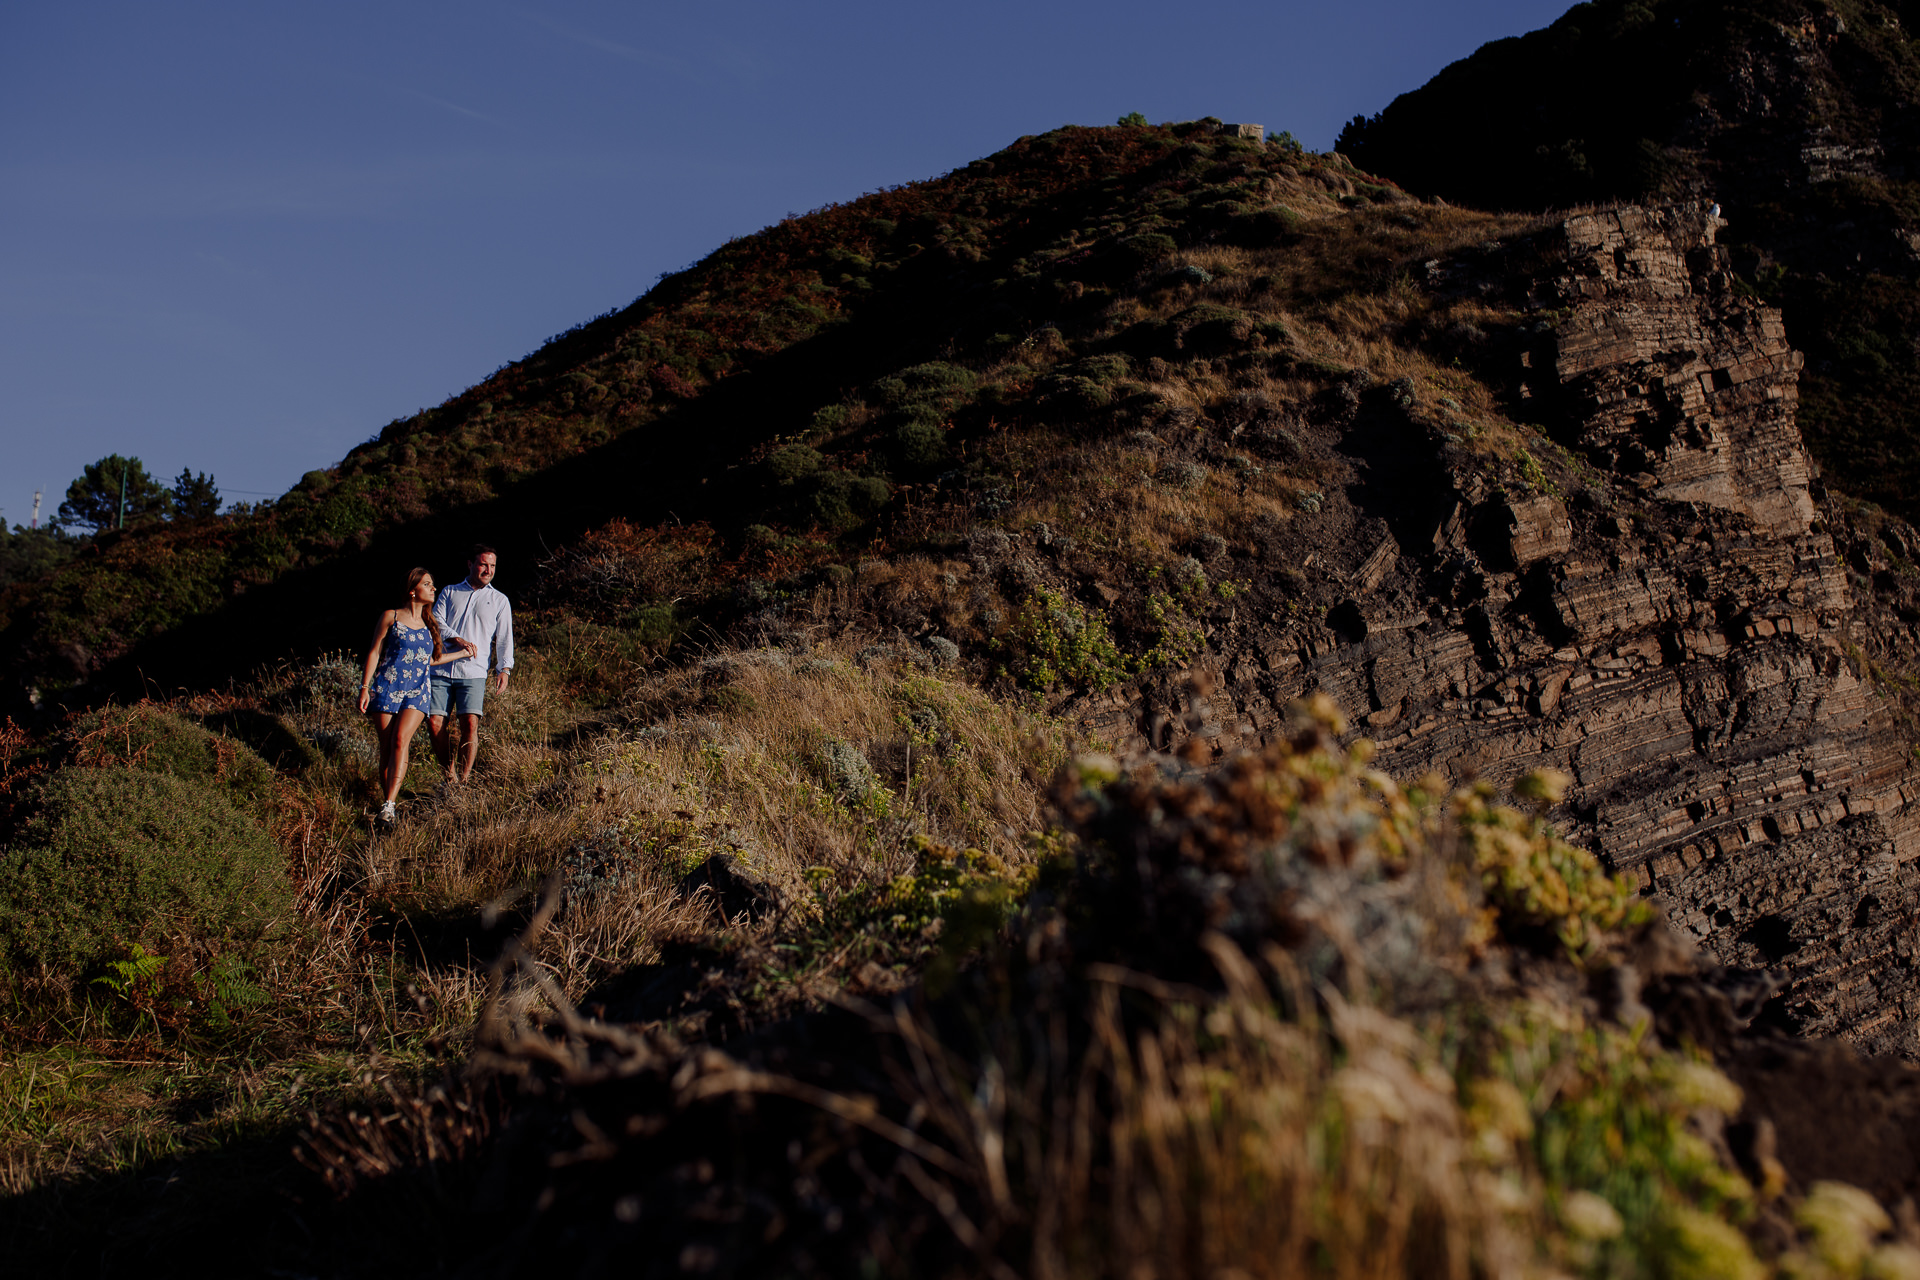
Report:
369,618,433,714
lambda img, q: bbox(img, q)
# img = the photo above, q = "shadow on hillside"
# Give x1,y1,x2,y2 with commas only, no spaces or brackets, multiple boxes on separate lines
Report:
1336,397,1456,559
0,1119,488,1278
368,900,530,974
200,706,321,773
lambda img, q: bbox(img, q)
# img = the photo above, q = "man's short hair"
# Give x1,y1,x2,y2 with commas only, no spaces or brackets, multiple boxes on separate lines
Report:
469,543,496,562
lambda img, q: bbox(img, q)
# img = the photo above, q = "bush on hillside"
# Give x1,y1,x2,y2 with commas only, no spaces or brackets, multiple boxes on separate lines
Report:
869,362,976,410
1110,232,1179,274
67,702,281,823
1035,354,1135,413
765,443,827,487
893,420,951,473
523,618,667,705
766,464,891,530
761,443,889,525
0,767,293,981
1221,203,1301,245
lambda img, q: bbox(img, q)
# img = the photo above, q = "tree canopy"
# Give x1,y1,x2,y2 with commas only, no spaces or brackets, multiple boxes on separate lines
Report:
55,455,173,533
171,468,221,520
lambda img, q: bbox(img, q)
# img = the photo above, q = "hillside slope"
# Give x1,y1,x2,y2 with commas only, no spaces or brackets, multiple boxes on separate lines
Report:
0,121,1342,701
5,115,1920,1048
1338,0,1920,522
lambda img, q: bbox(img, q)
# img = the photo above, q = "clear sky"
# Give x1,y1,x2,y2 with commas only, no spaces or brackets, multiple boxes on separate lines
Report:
0,0,1572,529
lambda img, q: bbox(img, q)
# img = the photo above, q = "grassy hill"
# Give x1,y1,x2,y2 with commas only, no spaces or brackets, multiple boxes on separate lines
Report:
0,120,1360,701
1338,0,1920,521
2,116,1579,718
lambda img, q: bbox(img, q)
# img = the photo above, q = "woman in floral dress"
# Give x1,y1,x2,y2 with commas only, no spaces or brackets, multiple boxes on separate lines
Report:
358,567,476,827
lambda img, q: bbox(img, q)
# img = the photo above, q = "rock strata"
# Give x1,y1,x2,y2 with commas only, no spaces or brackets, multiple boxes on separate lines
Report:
1080,202,1920,1055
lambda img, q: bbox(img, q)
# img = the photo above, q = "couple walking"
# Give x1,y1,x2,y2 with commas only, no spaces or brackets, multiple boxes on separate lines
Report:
356,544,515,828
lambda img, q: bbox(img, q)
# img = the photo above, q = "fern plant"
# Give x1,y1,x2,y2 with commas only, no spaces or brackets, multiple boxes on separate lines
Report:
91,942,166,999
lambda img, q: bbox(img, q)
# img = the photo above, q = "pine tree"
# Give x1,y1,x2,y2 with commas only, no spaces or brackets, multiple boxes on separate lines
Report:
171,469,221,520
55,455,174,533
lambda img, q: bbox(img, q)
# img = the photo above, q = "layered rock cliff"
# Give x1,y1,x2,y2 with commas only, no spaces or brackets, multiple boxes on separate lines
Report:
1338,0,1920,526
1078,202,1920,1056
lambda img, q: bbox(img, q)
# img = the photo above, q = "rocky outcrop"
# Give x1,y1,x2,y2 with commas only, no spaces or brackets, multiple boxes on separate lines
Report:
1079,202,1920,1056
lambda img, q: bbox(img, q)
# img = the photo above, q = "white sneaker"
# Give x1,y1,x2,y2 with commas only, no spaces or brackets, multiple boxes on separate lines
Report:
378,800,397,828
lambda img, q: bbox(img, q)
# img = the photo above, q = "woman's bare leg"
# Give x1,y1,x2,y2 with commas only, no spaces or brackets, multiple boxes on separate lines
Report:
372,711,396,799
384,708,426,805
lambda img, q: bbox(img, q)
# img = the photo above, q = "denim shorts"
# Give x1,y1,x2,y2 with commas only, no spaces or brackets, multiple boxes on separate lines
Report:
429,674,488,717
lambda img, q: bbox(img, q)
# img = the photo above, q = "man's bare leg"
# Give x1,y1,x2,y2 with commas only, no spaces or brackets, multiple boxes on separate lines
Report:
428,714,458,781
458,712,482,781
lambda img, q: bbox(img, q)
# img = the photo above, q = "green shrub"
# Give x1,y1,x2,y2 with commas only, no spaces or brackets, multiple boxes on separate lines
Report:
1115,233,1179,269
810,404,853,436
846,475,892,512
68,704,280,823
1224,205,1301,245
1156,460,1208,490
1035,375,1112,412
868,362,976,409
1130,303,1253,358
787,469,892,529
525,618,662,703
894,421,951,471
1003,588,1127,692
619,600,684,649
892,402,947,430
1456,774,1652,957
198,707,322,775
1035,354,1133,413
707,686,759,715
1073,353,1132,383
0,767,293,979
766,443,826,486
1513,447,1562,498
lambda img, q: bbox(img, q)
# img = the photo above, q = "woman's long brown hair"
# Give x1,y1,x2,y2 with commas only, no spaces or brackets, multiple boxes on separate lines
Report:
403,566,444,660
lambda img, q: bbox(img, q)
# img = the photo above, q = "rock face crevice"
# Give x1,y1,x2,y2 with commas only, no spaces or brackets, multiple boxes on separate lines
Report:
1081,202,1920,1055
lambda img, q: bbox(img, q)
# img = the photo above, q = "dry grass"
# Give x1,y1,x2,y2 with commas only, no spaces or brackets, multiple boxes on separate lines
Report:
0,634,1048,1196
0,931,487,1198
552,646,1065,994
403,712,1785,1280
838,193,1571,625
889,938,1523,1280
254,639,1068,1005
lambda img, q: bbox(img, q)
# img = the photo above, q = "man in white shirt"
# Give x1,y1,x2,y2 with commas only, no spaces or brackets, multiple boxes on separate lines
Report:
430,544,514,784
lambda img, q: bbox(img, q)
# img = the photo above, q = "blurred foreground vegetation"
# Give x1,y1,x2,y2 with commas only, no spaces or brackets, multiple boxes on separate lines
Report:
2,641,1913,1276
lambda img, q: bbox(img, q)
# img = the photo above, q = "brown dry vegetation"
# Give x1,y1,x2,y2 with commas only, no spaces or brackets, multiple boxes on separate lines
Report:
0,637,1064,1222
275,704,1915,1280
860,193,1558,580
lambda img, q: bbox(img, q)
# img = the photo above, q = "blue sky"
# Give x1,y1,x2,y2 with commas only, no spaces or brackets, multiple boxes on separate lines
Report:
0,0,1572,529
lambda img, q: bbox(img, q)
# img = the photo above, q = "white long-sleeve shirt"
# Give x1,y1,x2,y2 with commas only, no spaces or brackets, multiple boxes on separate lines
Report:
433,580,514,680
